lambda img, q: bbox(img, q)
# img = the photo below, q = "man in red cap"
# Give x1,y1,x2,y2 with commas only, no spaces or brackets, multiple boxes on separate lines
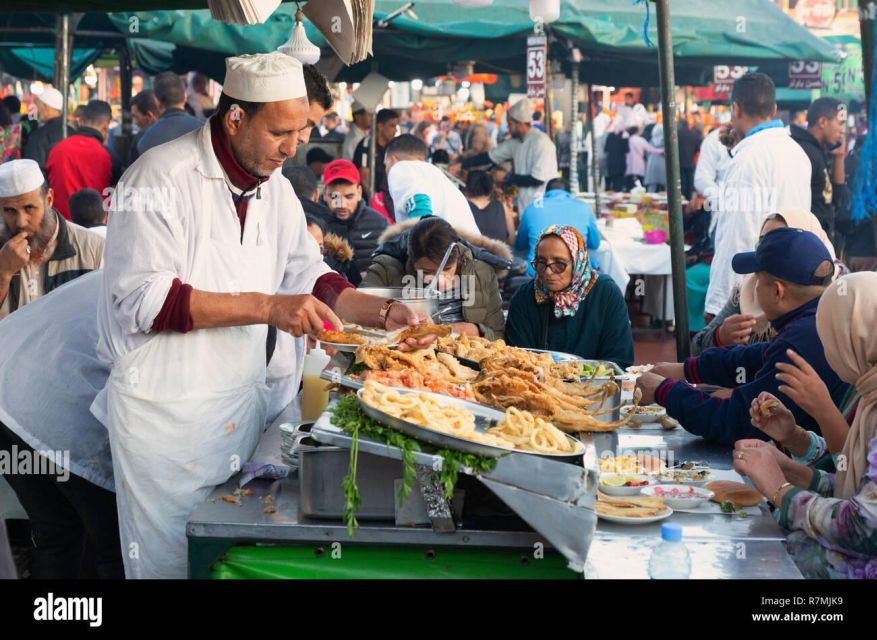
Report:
318,158,388,275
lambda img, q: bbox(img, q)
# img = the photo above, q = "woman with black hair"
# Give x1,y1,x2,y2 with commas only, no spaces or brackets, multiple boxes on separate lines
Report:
362,216,507,339
465,170,515,245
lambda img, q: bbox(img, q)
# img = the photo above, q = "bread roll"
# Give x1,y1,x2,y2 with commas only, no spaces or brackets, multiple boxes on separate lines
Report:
706,480,764,507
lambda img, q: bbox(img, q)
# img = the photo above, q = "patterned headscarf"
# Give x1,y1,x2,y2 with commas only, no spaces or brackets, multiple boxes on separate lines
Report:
534,224,599,318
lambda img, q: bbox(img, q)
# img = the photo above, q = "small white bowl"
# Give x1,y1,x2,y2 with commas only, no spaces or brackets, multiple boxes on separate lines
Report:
620,404,667,419
641,484,715,509
597,473,654,496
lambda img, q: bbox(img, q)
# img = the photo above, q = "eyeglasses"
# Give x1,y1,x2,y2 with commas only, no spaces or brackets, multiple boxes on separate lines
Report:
531,259,569,274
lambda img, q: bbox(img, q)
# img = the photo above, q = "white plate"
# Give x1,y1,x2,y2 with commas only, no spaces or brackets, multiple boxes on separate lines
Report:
641,484,715,510
597,506,674,525
651,469,712,486
598,474,654,496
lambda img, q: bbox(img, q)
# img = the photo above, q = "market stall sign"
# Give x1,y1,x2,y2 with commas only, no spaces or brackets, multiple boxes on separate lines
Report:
526,35,547,99
821,42,865,100
788,60,823,90
712,65,748,94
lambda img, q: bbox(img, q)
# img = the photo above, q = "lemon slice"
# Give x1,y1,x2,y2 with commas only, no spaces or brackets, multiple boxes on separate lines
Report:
600,474,627,487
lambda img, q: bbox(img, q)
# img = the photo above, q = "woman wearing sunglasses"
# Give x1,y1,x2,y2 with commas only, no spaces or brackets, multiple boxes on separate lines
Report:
505,224,634,368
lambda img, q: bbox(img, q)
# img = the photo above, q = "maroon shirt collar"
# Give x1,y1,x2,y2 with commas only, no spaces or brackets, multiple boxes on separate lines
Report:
209,115,267,192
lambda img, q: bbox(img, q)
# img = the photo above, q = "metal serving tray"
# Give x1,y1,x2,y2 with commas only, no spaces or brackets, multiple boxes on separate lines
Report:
356,387,584,462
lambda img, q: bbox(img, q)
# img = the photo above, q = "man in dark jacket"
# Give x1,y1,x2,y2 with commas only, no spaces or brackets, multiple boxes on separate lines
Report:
128,89,160,165
282,163,330,217
790,97,847,239
317,159,388,274
22,88,66,172
677,120,703,199
636,228,848,445
136,72,203,156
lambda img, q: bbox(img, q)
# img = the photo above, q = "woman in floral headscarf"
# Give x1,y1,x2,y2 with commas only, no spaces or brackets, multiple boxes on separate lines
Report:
505,224,634,368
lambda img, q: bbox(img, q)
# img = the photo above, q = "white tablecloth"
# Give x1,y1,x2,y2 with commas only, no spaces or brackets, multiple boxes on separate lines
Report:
594,218,676,322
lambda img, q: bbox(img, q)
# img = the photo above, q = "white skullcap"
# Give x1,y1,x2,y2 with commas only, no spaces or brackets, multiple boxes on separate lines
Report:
0,159,45,198
508,97,534,124
37,88,64,111
222,52,307,103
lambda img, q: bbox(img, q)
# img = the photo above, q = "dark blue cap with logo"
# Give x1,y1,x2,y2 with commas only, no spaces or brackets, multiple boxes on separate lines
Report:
732,227,833,285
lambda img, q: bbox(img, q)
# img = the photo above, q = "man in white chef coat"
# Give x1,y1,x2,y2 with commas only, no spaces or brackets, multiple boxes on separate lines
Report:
456,97,557,213
92,53,426,579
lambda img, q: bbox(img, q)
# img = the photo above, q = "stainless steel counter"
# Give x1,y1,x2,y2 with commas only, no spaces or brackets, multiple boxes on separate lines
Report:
187,400,802,579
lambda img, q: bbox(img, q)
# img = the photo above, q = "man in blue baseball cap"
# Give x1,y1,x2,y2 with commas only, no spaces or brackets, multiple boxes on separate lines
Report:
636,227,849,445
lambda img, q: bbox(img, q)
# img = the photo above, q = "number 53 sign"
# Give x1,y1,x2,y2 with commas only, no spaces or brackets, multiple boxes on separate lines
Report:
527,35,547,99
789,60,823,90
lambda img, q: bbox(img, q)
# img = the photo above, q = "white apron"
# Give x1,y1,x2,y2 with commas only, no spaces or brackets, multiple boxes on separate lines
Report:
105,182,273,579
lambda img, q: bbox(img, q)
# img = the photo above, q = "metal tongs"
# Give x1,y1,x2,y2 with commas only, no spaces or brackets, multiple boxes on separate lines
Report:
423,241,460,301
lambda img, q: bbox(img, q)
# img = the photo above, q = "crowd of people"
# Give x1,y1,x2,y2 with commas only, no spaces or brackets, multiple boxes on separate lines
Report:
0,56,875,581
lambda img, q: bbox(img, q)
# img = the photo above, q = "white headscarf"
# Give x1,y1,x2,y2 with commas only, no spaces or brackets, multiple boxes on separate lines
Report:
737,208,838,334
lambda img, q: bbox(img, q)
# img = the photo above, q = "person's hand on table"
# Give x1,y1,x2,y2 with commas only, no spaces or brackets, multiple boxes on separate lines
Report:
650,362,684,380
269,294,341,337
717,313,757,347
635,371,666,405
735,438,793,473
732,445,789,506
775,349,835,422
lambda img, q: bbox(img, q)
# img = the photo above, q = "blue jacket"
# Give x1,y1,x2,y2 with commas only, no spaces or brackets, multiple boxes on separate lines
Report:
136,108,204,156
515,189,600,276
655,297,850,445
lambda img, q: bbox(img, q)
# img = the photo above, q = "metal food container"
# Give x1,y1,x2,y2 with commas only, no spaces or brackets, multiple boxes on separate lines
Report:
296,436,402,521
296,435,467,524
357,286,440,319
580,360,627,424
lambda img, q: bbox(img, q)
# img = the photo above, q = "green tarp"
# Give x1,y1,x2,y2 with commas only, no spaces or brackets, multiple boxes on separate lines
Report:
0,46,101,82
1,1,845,84
107,1,840,83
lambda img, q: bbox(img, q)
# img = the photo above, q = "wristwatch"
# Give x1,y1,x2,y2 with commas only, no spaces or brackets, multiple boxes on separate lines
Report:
378,298,397,329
